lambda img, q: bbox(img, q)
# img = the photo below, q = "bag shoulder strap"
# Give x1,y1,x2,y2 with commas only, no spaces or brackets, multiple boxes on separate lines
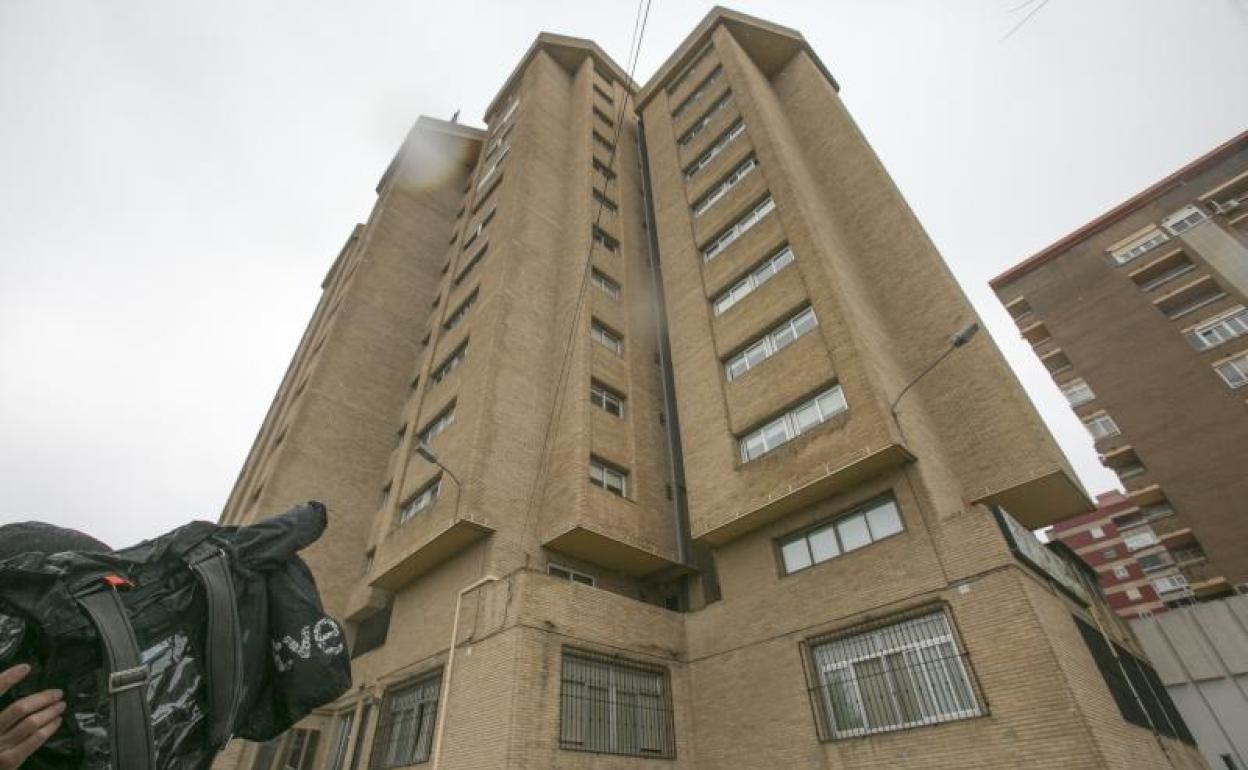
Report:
187,545,244,750
73,577,154,770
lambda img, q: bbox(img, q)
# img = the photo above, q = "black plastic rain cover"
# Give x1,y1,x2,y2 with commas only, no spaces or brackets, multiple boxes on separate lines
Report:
0,502,352,770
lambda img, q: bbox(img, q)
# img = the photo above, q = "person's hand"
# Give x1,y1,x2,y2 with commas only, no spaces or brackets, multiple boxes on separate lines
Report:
0,664,64,770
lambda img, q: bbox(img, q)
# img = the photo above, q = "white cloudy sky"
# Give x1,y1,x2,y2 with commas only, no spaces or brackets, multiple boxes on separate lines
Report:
2,0,1246,548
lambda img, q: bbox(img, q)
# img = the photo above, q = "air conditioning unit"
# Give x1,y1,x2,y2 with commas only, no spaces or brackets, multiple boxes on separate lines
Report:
1162,205,1209,235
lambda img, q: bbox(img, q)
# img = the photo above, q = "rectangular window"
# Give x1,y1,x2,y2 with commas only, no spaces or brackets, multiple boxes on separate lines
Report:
476,146,509,191
281,728,321,770
1214,351,1248,388
490,98,520,135
678,92,734,148
592,225,619,253
671,65,722,119
1123,529,1159,551
667,44,712,94
588,457,628,497
549,564,595,586
398,476,441,524
592,188,618,214
1089,525,1105,539
590,381,625,417
685,118,746,180
1186,306,1248,350
1109,227,1169,265
1061,378,1095,407
1113,565,1130,579
591,321,622,355
590,269,620,299
592,130,614,152
592,82,614,104
559,650,674,758
417,402,455,445
692,155,758,217
779,496,903,574
712,244,794,316
739,384,847,462
703,196,775,262
1083,413,1120,441
725,306,818,381
1153,574,1189,594
430,341,468,384
807,610,981,740
326,711,355,770
453,244,487,286
592,106,614,129
371,674,442,768
443,289,478,331
1137,551,1175,572
592,157,617,181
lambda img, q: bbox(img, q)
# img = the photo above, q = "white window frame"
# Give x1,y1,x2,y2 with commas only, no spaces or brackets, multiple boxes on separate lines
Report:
692,156,758,217
548,563,595,586
685,119,746,181
430,342,468,384
739,384,847,463
1152,574,1189,595
1214,350,1248,389
1112,566,1130,580
779,496,903,574
417,403,455,445
589,382,625,417
1089,525,1104,539
671,65,722,119
1188,306,1248,351
443,289,478,331
1083,413,1120,441
810,610,981,740
1162,204,1209,235
703,196,775,261
1061,378,1096,407
589,458,628,497
398,476,442,525
1125,587,1143,601
713,245,794,316
725,306,817,381
1109,228,1169,265
591,321,623,355
1123,529,1159,552
590,269,620,299
678,92,734,148
476,146,509,191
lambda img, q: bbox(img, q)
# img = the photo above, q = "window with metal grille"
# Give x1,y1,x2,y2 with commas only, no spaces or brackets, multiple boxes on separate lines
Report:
1061,378,1095,407
549,563,595,586
443,289,478,332
371,673,442,768
678,91,733,147
1109,228,1169,265
1083,413,1120,441
685,118,746,181
592,225,619,253
559,649,675,758
349,703,373,770
671,65,722,119
281,728,321,770
327,711,355,770
804,609,982,740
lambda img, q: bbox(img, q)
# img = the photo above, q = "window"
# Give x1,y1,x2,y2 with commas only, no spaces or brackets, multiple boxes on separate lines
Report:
671,65,722,119
490,98,520,134
808,610,981,740
591,321,622,355
685,118,746,180
739,384,847,462
1061,378,1096,407
250,739,281,770
430,341,468,384
417,403,455,445
352,598,391,659
559,650,674,758
1123,529,1159,551
725,306,818,381
1153,574,1189,595
592,130,614,152
1113,566,1130,579
1162,204,1209,235
549,564,595,586
591,225,619,253
678,92,733,147
1125,587,1143,601
779,496,903,574
713,245,794,316
590,269,620,299
1089,525,1105,539
1109,227,1169,265
592,157,617,181
1186,306,1248,350
692,156,758,217
667,44,712,94
592,83,613,104
589,457,627,497
592,188,618,214
1083,413,1121,441
371,674,442,768
1137,551,1175,572
1214,350,1248,388
1172,544,1207,564
453,243,487,286
590,382,625,417
280,728,321,770
327,711,355,770
481,123,513,164
476,145,508,191
1117,461,1147,481
460,206,496,251
592,106,614,129
443,289,478,331
702,196,775,261
398,476,441,524
1101,548,1117,559
349,703,373,770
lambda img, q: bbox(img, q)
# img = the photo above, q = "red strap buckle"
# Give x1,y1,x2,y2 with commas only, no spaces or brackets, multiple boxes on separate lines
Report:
102,574,133,589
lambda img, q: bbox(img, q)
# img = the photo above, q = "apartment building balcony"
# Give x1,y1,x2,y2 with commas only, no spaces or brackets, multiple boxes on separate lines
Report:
369,491,494,591
1018,319,1051,346
1127,248,1195,293
1153,274,1227,319
542,489,686,578
1039,348,1073,377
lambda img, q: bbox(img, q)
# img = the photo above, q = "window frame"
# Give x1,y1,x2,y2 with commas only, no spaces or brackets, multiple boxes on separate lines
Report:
589,381,625,417
777,494,905,576
691,155,758,217
369,672,443,768
738,384,848,463
1213,350,1248,388
588,456,628,498
724,306,818,381
712,244,794,316
702,196,775,262
590,269,621,299
590,320,623,355
558,649,675,759
548,563,596,586
398,475,442,525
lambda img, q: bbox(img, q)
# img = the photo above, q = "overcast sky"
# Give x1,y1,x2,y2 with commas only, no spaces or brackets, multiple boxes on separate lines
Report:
2,0,1246,548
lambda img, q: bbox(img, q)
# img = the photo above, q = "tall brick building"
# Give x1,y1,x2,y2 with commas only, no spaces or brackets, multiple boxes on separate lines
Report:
218,9,1205,769
992,131,1248,608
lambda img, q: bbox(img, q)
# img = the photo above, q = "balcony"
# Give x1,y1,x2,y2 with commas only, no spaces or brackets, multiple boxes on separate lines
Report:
1154,274,1227,319
970,467,1092,530
1019,320,1051,347
1039,348,1073,377
370,489,494,591
543,523,687,578
1128,249,1195,293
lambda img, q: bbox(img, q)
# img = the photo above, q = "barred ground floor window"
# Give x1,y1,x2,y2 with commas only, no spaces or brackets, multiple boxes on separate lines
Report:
559,649,676,758
371,672,442,767
806,608,982,740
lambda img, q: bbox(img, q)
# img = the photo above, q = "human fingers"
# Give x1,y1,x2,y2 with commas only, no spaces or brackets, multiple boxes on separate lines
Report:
0,667,30,698
0,716,61,770
0,689,63,736
0,699,65,748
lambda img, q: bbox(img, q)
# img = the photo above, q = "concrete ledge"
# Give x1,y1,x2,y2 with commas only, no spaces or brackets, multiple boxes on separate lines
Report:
970,467,1091,530
543,524,687,578
371,517,493,590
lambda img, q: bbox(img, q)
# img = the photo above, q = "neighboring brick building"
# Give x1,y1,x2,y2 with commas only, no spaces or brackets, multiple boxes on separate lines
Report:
216,9,1205,770
992,132,1248,606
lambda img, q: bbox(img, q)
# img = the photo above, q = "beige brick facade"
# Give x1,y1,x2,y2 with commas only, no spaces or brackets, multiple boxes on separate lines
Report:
217,9,1207,770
